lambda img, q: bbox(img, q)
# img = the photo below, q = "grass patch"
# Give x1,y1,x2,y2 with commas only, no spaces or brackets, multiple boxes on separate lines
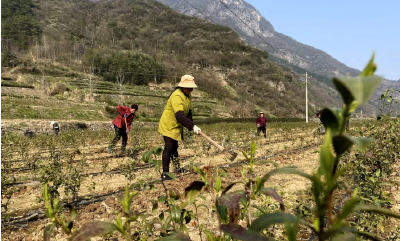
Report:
1,93,40,99
1,80,34,88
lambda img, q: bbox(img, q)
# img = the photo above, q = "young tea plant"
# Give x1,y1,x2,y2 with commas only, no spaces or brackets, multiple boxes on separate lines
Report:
160,54,400,241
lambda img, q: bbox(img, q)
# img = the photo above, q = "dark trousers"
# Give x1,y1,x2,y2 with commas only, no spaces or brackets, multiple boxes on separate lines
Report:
110,125,127,151
162,136,178,173
257,126,266,137
53,128,59,135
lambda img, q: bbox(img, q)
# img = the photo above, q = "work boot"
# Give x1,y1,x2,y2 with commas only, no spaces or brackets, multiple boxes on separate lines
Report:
161,172,173,181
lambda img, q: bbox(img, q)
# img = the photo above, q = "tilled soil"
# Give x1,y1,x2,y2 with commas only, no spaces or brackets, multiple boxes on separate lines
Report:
1,138,322,241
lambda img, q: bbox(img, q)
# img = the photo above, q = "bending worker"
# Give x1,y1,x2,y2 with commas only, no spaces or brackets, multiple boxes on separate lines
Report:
256,112,267,138
158,74,201,181
108,104,138,154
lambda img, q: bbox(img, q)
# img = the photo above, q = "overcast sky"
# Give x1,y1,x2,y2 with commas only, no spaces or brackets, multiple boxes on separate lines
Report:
246,0,400,80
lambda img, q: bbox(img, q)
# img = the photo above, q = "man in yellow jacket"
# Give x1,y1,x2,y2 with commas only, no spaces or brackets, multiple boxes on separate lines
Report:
158,75,201,181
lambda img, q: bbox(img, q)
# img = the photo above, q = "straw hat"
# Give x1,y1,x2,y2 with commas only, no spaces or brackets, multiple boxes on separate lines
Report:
178,75,197,88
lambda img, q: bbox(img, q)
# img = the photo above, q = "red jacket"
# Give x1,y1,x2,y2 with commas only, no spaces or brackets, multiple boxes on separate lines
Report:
256,116,267,127
112,106,135,131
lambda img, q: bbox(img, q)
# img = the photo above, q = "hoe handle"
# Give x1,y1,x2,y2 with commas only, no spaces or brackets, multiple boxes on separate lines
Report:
198,131,224,152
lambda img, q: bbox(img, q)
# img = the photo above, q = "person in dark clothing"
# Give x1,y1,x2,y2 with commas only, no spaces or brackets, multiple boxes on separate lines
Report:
108,104,138,154
256,112,267,138
50,121,60,135
316,111,326,135
158,75,201,181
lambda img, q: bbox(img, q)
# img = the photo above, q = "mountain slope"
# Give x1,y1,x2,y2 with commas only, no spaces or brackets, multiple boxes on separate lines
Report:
156,0,400,115
155,0,360,78
2,0,343,119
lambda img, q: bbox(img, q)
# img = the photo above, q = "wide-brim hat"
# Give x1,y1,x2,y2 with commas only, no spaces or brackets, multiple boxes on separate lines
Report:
260,112,264,114
178,75,197,88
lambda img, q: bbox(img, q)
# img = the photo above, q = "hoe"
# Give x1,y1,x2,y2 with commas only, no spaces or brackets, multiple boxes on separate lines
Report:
198,131,238,161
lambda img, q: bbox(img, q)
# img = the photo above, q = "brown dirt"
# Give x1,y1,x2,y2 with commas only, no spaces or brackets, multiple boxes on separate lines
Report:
1,133,322,240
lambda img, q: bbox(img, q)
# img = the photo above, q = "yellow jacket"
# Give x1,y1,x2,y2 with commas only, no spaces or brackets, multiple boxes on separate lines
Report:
158,88,192,141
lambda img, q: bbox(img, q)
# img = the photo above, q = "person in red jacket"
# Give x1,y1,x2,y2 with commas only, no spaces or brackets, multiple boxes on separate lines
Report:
256,112,267,138
107,104,138,154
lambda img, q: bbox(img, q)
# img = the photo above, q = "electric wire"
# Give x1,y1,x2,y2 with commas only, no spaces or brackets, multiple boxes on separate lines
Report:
215,0,278,52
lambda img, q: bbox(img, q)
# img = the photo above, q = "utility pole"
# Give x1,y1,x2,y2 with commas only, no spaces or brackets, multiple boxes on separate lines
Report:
305,72,308,123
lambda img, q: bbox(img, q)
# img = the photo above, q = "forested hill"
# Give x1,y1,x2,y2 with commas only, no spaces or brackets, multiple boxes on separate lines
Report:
2,0,361,118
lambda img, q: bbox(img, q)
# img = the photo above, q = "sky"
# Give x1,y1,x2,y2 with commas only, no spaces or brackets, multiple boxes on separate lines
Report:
245,0,400,80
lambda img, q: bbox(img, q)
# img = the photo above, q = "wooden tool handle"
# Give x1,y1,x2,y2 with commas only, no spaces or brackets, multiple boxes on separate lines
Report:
199,131,224,151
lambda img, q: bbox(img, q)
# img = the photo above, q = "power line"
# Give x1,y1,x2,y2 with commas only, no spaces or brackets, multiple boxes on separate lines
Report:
215,0,278,52
181,0,219,25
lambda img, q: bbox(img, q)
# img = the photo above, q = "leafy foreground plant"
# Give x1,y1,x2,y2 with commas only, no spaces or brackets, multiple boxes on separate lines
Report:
159,54,400,240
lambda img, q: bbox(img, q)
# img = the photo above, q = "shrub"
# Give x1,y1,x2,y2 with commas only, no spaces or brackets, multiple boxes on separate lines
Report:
50,83,70,96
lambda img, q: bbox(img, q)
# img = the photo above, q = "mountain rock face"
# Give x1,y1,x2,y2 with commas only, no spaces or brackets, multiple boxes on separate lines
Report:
156,0,360,78
157,0,400,115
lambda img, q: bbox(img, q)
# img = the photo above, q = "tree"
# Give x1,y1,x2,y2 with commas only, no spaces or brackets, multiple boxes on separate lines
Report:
1,0,42,50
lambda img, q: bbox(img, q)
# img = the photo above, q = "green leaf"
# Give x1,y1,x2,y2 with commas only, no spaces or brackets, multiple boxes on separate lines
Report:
161,215,172,231
151,159,162,168
169,188,181,200
158,195,167,204
333,76,382,106
284,219,299,241
333,136,372,156
184,181,205,204
347,137,373,152
65,204,77,221
332,196,359,229
193,166,206,177
320,128,334,182
215,176,222,193
250,142,256,156
44,224,56,241
242,150,249,160
69,221,119,241
259,187,285,211
153,146,163,156
218,193,242,224
249,212,297,232
222,182,241,195
164,172,176,180
221,224,272,241
332,136,354,156
171,204,182,224
331,234,356,241
203,230,216,241
142,150,153,163
156,232,191,241
360,53,377,77
353,204,400,219
321,108,341,134
216,204,228,223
